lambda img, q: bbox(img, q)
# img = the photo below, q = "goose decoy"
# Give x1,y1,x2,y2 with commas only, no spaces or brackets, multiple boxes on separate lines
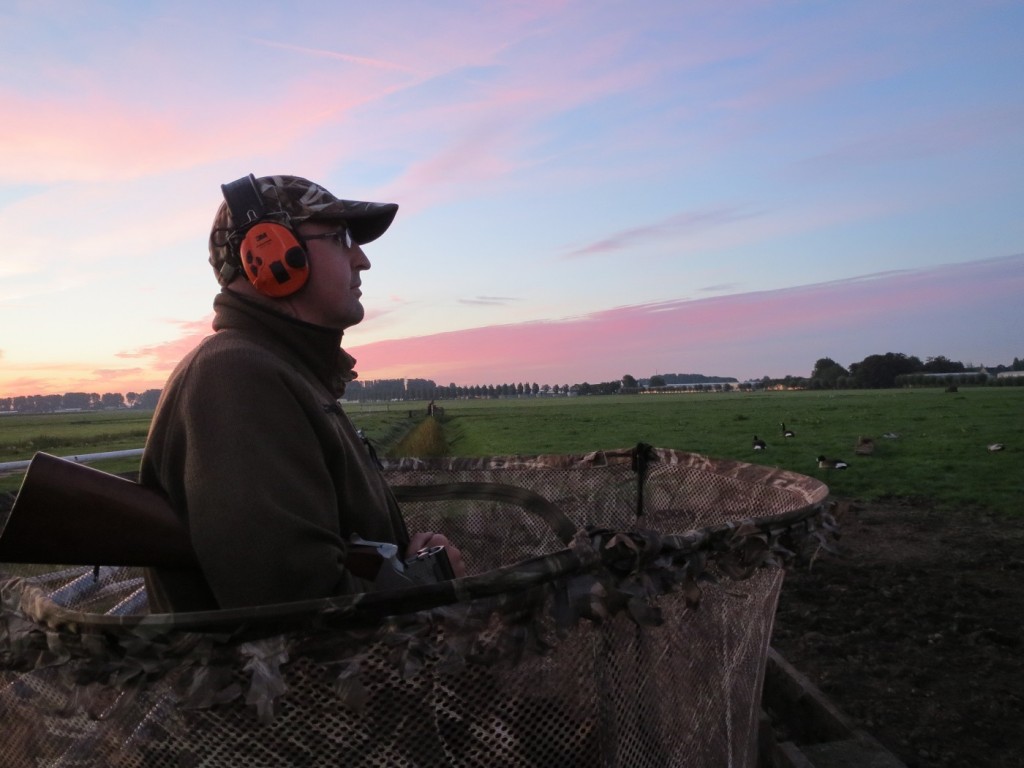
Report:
781,423,795,438
817,455,848,470
753,435,767,451
854,436,875,455
987,443,1005,452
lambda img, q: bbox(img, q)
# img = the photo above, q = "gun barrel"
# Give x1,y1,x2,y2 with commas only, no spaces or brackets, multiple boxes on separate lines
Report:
0,452,199,569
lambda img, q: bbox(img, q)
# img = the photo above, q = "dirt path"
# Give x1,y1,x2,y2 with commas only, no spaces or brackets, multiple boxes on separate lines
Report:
771,500,1024,768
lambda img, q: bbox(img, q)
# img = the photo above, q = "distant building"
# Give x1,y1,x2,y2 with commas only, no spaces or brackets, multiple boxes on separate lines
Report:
918,370,988,380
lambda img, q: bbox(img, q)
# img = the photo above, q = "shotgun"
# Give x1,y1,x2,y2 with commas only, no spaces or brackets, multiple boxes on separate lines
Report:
0,452,441,582
0,452,197,570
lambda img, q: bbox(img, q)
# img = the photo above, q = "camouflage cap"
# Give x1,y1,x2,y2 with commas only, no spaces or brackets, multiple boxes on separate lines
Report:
209,174,399,286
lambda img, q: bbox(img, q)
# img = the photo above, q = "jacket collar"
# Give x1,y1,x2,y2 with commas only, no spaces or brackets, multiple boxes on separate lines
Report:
212,290,357,397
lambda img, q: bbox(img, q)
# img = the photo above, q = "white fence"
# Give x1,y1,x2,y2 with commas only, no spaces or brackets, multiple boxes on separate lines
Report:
0,449,144,475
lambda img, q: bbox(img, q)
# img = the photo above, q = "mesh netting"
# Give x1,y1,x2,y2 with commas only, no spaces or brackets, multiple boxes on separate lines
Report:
0,446,830,767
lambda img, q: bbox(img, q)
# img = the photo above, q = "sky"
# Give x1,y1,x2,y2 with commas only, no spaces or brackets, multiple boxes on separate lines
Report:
1,1,1022,398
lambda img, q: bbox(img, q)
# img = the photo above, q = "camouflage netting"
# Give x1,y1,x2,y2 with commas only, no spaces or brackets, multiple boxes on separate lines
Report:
0,446,832,767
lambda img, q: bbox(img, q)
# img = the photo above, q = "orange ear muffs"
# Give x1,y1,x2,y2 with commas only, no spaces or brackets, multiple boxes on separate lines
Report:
239,221,309,298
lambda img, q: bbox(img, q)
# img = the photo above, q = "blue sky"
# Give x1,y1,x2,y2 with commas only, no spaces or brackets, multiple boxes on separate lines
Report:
1,1,1022,396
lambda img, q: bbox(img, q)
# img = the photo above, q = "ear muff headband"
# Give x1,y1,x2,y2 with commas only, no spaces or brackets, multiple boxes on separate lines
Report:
220,174,310,297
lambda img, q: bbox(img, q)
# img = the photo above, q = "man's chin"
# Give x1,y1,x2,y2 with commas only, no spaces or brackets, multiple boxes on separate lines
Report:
339,305,365,329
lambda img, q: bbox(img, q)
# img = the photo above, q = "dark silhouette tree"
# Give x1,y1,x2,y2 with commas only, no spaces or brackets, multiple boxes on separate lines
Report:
922,356,966,373
100,392,125,409
810,357,849,388
849,353,923,388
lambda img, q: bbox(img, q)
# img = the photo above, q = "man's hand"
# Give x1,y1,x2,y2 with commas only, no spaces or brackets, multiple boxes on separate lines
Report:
407,531,466,578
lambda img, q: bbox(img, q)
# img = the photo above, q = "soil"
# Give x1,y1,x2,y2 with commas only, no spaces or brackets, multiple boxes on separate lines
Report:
771,498,1024,768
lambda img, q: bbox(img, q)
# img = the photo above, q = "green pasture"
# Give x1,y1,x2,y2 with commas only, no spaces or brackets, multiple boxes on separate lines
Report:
370,388,1022,515
0,410,152,485
1,410,151,455
2,388,1021,514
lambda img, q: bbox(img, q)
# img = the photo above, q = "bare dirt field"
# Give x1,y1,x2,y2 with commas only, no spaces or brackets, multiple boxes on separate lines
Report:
771,499,1024,768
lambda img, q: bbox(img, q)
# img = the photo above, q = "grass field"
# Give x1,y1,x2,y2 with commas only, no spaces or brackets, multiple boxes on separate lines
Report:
394,388,1022,514
2,388,1021,514
0,410,151,484
0,410,152,454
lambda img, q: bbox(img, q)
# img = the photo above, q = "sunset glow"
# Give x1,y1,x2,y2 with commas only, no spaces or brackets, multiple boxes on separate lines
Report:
1,2,1022,398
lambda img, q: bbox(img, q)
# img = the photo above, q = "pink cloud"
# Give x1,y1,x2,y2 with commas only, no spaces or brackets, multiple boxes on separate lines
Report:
4,256,1020,399
565,206,759,258
349,254,1024,384
0,365,168,399
247,39,418,74
116,316,214,372
561,195,914,267
376,18,682,208
0,73,387,185
0,313,214,397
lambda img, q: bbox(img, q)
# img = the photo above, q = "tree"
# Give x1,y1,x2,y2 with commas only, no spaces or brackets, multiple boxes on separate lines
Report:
810,357,849,389
649,375,666,388
622,374,638,389
922,356,965,373
101,392,125,409
137,389,162,409
63,392,92,410
849,353,923,388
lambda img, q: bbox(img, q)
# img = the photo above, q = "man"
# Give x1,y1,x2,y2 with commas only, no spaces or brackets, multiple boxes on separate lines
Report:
141,174,462,613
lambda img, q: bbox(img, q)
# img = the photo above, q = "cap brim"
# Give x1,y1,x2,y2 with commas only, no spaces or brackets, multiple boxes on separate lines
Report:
314,200,398,245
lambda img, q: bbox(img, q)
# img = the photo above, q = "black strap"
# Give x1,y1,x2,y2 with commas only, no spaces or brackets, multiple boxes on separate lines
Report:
220,173,267,227
632,442,655,518
392,482,577,545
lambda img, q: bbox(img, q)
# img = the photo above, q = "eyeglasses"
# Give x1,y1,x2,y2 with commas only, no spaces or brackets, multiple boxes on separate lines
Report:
303,227,354,249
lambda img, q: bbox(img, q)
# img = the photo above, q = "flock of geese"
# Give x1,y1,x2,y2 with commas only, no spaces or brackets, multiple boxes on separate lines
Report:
750,423,1006,472
749,425,866,471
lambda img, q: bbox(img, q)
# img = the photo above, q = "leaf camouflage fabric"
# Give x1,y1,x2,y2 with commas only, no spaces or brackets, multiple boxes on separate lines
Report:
0,445,833,767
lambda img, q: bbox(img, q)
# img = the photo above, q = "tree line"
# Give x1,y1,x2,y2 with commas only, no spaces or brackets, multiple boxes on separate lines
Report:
0,389,163,415
800,354,1024,390
2,354,1022,413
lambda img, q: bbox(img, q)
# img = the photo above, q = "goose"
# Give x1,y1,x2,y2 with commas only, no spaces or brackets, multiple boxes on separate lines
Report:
817,455,848,470
781,423,795,438
854,436,875,455
752,435,767,451
987,443,1005,452
882,432,900,439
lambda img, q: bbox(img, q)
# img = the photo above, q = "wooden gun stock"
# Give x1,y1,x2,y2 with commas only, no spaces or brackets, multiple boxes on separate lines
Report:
0,452,199,569
0,452,388,579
